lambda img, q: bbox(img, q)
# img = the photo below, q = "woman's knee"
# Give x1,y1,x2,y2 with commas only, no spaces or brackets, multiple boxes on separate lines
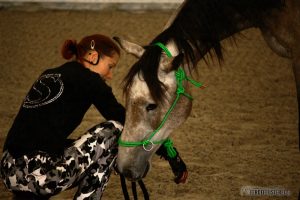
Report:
80,121,122,150
63,121,122,173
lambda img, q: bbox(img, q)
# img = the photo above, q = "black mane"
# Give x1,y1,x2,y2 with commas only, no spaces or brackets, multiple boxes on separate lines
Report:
123,0,285,103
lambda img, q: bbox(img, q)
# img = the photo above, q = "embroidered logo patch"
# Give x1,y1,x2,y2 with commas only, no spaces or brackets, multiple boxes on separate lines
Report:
23,73,64,108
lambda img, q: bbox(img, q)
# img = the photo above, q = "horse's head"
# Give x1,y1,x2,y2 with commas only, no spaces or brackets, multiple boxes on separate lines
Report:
114,37,193,181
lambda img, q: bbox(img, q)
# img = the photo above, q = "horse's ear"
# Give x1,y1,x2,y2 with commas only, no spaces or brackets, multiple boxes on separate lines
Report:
113,37,145,58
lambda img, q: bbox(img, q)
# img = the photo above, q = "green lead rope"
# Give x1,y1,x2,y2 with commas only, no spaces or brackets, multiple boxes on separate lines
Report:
118,42,204,158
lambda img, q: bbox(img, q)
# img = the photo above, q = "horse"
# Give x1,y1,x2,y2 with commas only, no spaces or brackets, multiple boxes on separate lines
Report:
113,0,300,181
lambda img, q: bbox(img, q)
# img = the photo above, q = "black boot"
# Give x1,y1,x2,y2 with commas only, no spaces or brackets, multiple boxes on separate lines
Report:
156,145,188,184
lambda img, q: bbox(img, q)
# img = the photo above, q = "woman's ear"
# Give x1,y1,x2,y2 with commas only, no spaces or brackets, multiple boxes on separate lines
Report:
89,51,99,64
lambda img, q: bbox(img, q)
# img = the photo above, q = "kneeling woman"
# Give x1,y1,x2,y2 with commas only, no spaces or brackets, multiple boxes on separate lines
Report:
0,34,187,199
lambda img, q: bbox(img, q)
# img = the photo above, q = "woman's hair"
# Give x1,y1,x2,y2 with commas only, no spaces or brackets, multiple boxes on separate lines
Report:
61,34,120,60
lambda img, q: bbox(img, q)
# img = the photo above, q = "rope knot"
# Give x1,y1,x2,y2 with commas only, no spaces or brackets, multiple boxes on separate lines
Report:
176,87,185,95
175,67,187,95
175,67,186,81
142,140,150,146
142,140,154,151
163,138,177,158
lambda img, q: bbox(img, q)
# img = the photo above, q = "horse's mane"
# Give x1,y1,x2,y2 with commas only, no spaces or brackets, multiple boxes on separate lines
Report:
124,0,285,103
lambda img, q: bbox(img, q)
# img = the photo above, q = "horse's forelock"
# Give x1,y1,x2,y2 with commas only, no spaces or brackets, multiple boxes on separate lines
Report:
123,46,167,103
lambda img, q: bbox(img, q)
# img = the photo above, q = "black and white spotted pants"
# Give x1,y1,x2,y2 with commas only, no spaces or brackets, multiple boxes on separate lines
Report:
0,121,123,200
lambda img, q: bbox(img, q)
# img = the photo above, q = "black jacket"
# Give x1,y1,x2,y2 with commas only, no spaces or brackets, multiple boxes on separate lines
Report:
4,61,125,157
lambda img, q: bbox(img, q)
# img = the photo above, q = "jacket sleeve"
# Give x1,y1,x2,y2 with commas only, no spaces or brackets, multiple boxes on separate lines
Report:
89,75,126,125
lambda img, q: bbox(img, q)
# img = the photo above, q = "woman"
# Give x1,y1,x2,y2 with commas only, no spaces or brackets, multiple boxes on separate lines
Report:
0,34,187,200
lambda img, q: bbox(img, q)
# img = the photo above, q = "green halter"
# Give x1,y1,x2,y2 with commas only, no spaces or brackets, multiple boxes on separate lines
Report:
118,42,204,158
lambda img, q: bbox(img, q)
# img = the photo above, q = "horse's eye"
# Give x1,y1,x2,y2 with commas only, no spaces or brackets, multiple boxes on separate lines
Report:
146,104,157,111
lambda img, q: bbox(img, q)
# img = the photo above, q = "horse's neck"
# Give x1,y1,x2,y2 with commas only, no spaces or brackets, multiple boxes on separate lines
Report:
194,21,253,64
164,3,259,64
163,0,188,30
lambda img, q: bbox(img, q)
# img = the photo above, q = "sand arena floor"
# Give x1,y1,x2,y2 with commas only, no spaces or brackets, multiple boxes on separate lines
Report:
0,8,299,200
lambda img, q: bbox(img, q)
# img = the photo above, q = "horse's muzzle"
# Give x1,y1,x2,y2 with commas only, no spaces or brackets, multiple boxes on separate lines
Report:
118,161,150,181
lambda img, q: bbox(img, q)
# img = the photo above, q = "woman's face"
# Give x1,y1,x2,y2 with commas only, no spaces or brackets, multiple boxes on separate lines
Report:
87,52,120,80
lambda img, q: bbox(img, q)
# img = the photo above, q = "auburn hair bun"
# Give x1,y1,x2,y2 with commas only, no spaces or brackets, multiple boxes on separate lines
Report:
61,39,77,60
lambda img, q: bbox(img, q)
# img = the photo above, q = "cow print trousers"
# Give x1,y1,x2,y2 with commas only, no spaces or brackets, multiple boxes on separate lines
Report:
0,121,123,200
